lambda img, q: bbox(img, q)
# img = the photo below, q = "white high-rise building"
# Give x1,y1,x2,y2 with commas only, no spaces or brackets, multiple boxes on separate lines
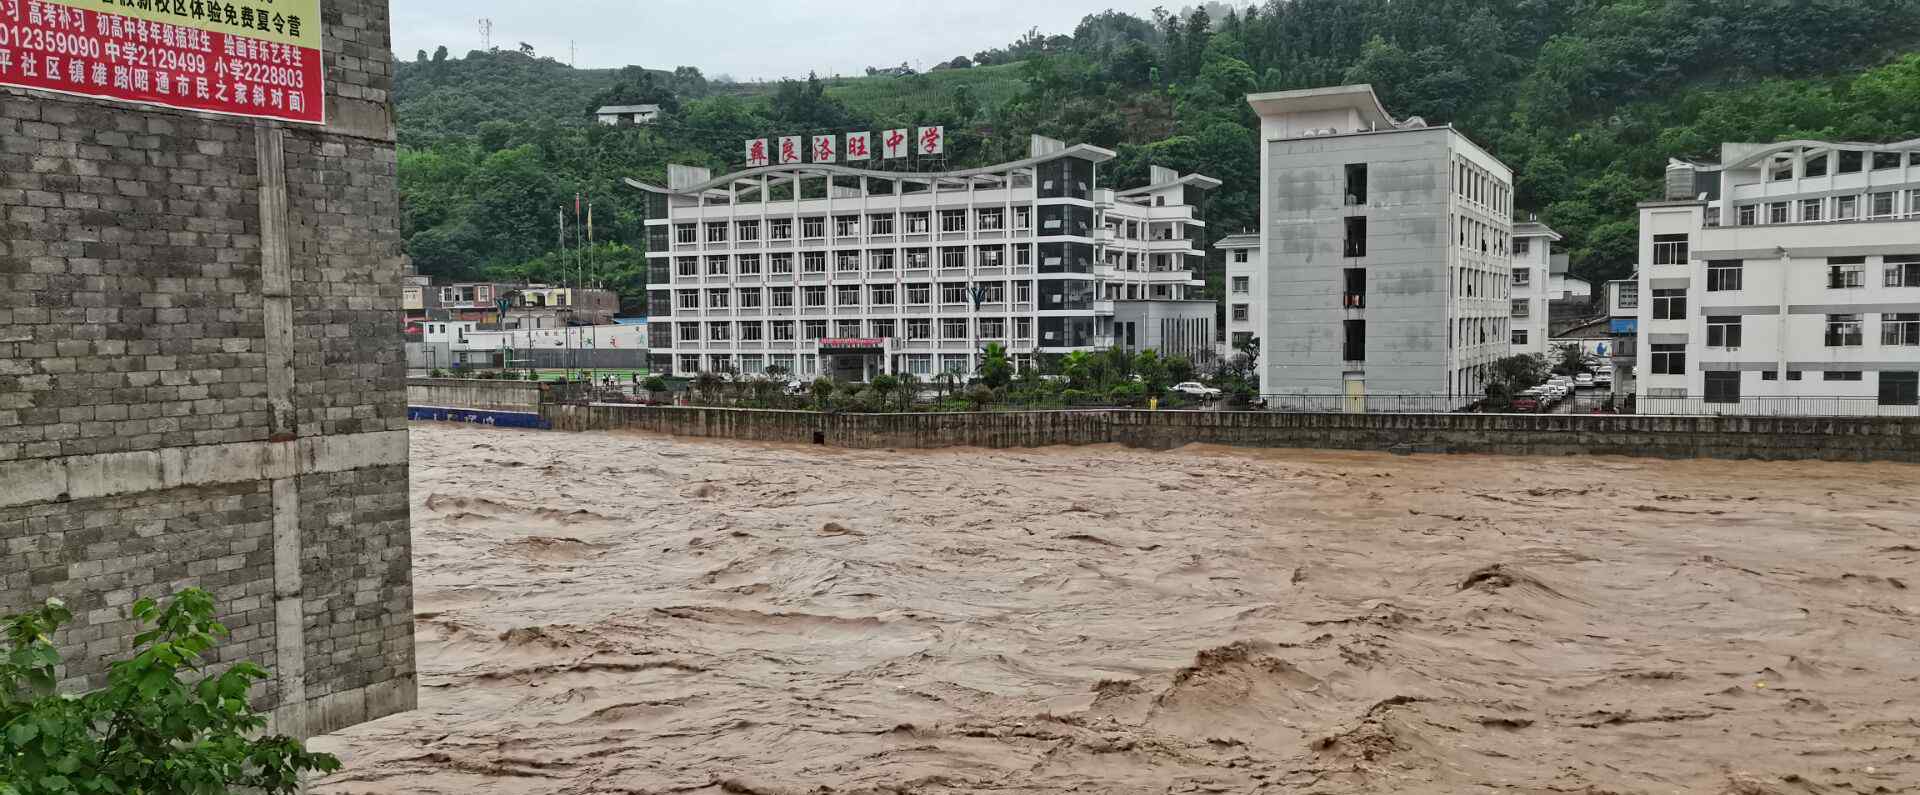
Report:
1218,232,1263,354
629,136,1217,380
1507,221,1561,357
1246,85,1515,408
1636,140,1920,414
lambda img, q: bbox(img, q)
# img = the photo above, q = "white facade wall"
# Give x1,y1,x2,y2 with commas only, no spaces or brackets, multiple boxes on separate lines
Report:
1635,142,1920,415
1220,235,1262,351
1507,229,1555,357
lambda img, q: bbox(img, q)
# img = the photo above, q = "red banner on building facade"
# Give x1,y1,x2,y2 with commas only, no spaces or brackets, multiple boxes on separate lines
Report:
0,0,324,124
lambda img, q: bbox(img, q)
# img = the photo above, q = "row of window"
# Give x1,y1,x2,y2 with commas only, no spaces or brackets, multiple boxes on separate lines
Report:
1687,369,1920,407
675,353,982,377
1453,213,1509,256
1697,256,1920,291
1454,157,1512,217
675,208,1036,244
670,246,1035,277
1767,150,1920,181
670,317,1033,342
1724,189,1920,227
1102,250,1187,272
673,282,1031,310
1652,302,1920,348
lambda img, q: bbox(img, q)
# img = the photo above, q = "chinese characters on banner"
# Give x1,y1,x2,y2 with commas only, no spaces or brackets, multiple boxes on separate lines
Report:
777,135,801,164
0,0,324,123
882,128,908,159
744,138,768,167
811,133,835,163
917,126,944,155
845,130,870,161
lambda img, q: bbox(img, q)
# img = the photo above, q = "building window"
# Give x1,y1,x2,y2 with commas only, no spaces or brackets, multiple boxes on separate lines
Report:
677,322,700,341
771,288,794,308
1824,370,1863,382
738,288,762,310
1737,205,1757,226
1015,246,1032,267
1885,256,1920,287
1015,282,1032,303
939,210,968,233
1704,371,1741,404
835,320,862,338
1618,282,1639,309
706,288,730,308
940,282,968,305
906,318,931,340
1839,150,1864,173
1652,288,1687,320
675,224,697,244
707,255,730,275
941,354,970,375
1514,238,1531,256
978,246,1004,268
907,353,932,375
802,320,826,340
1014,206,1031,231
868,250,895,271
1788,370,1803,381
1343,268,1365,307
739,322,763,342
801,216,825,239
1344,217,1366,258
1706,315,1742,348
1344,163,1368,205
1232,276,1249,294
1650,343,1686,375
870,284,895,306
678,354,701,373
677,257,699,277
677,290,699,310
737,254,762,276
836,251,861,272
1880,372,1919,406
1706,260,1743,291
1511,268,1530,286
1805,153,1829,177
1835,195,1859,220
907,283,931,305
869,213,895,235
834,215,861,237
1233,249,1249,263
938,317,967,339
803,286,826,308
1511,329,1529,345
1762,370,1778,381
871,319,895,339
1825,314,1864,347
905,212,930,234
835,284,861,307
1652,234,1690,265
1871,192,1897,218
770,253,794,275
706,222,728,243
1232,304,1249,322
979,317,1006,339
1800,198,1824,222
1510,299,1530,318
1015,317,1033,339
977,208,1004,231
1342,319,1365,362
941,247,967,269
903,248,930,269
736,220,760,242
1767,202,1789,224
707,321,731,341
1873,151,1904,170
1828,259,1866,288
771,321,794,341
1883,313,1920,346
802,252,826,273
770,219,793,241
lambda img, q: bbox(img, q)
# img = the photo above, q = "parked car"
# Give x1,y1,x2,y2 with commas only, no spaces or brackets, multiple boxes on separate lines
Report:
1595,371,1614,387
1575,373,1597,389
1171,381,1222,400
1511,397,1540,413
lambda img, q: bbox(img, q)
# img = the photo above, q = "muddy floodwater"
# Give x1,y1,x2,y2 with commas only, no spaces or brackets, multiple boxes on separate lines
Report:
310,423,1920,794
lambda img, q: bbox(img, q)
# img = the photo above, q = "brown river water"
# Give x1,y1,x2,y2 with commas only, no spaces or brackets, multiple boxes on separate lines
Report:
309,423,1920,794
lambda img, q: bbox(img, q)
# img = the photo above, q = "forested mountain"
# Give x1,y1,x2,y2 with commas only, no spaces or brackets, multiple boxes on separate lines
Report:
394,1,1920,313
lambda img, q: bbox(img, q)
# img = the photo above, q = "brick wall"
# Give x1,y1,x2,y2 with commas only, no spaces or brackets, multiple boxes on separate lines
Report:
0,0,412,738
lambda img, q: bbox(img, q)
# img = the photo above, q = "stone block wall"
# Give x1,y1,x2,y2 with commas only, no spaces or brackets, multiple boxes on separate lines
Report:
0,0,412,739
407,378,543,413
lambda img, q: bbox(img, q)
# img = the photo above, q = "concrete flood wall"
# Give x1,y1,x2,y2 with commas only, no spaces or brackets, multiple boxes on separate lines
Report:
536,404,1920,463
407,378,543,413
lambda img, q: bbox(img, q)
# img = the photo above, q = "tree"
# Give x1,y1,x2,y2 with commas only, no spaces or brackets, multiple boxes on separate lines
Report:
1133,349,1170,396
890,372,921,411
809,376,836,411
517,42,535,57
1,590,341,794
976,342,1013,389
1060,351,1094,389
692,371,725,404
1553,343,1592,376
415,49,428,63
1486,354,1549,403
947,55,973,70
932,371,962,400
1166,355,1195,386
431,45,448,62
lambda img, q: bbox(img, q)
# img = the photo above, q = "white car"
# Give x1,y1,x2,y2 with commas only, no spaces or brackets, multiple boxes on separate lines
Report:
1595,371,1614,387
1171,382,1222,399
1575,373,1597,389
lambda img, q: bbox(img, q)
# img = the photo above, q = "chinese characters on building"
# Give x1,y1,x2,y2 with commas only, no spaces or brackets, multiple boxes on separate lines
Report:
745,126,945,166
0,0,324,123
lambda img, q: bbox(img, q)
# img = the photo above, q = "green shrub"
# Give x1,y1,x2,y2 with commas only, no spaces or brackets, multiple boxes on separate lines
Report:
642,375,668,392
428,368,447,378
0,590,341,794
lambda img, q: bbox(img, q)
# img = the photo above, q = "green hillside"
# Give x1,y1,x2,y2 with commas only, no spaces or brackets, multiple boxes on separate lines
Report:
391,1,1920,314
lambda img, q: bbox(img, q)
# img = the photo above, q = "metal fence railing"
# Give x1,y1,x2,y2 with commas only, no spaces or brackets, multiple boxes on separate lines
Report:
1256,392,1920,417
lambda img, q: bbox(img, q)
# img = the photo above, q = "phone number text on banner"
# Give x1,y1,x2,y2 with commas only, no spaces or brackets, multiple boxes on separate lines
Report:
0,0,323,124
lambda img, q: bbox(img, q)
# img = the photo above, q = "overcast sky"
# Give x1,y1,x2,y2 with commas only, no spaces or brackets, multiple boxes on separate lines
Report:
392,0,1167,80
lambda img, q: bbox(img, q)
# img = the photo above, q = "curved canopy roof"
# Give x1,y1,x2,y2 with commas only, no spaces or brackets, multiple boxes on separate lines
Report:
625,144,1117,197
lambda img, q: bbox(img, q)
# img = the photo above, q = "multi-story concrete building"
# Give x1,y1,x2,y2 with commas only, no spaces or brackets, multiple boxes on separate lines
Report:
1635,140,1920,415
1605,277,1641,403
426,282,619,328
630,136,1216,380
1247,85,1515,408
1508,221,1561,357
1219,233,1263,354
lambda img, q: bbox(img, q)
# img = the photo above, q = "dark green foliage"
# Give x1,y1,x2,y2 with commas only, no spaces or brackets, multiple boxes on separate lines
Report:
1,590,341,795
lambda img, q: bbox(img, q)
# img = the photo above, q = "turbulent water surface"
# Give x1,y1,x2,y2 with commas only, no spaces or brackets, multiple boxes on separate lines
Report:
309,423,1920,794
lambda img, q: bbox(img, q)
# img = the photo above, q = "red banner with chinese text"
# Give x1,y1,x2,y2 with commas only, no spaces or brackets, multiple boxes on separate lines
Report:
0,0,323,124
